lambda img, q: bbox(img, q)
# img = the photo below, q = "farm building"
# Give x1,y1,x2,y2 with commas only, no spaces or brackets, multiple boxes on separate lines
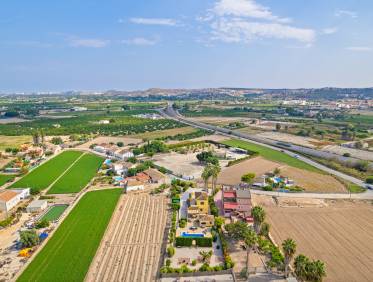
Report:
9,188,30,199
93,144,134,160
26,200,48,213
125,179,145,192
143,168,166,184
0,190,22,212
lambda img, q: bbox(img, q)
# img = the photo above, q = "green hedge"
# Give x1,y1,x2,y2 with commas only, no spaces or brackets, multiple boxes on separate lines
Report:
175,237,213,247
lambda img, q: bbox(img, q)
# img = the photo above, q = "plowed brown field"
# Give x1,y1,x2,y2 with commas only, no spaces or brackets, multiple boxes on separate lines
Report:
85,194,168,282
261,199,373,282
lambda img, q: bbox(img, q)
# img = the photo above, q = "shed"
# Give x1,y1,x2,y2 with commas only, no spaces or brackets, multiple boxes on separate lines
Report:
26,200,48,213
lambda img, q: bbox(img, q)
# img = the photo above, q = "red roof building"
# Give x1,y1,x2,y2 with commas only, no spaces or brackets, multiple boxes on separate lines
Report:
222,188,252,218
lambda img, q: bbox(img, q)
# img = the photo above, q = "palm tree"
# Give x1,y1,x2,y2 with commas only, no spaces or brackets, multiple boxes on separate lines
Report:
282,238,297,278
199,250,213,263
259,222,270,237
251,206,265,234
210,163,221,193
294,254,309,281
202,166,211,190
244,228,257,280
309,260,326,282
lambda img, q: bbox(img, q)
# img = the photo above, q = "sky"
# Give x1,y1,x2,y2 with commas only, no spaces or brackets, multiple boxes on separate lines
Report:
0,0,373,92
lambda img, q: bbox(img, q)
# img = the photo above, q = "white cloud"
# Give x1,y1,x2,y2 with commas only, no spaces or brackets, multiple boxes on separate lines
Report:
204,0,315,45
322,27,338,35
345,46,372,52
213,0,291,23
68,38,109,48
122,37,158,46
129,17,177,26
211,19,315,43
335,10,358,18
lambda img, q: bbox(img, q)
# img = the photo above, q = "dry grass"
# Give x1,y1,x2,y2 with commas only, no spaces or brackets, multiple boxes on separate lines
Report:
77,136,142,149
258,198,373,282
280,166,346,193
0,135,32,151
217,157,281,185
217,157,346,193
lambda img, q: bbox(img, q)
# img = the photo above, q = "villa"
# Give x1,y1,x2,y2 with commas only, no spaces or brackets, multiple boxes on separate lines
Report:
222,188,252,221
93,143,134,160
187,191,209,219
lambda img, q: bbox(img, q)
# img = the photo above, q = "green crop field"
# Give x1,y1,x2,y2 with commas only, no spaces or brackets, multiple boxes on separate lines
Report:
222,139,320,173
47,153,103,194
41,205,68,222
17,189,121,282
10,151,83,192
0,174,15,186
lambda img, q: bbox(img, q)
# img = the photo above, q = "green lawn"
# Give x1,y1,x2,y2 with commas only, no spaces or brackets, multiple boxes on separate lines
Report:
222,139,321,173
17,189,122,282
47,153,103,194
0,174,15,186
9,151,83,193
41,205,68,222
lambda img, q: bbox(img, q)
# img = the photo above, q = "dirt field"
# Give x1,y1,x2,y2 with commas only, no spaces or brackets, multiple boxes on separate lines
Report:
86,194,168,282
217,157,281,185
0,135,32,151
323,145,373,161
254,196,373,282
129,126,197,139
217,157,346,193
78,136,142,149
280,166,346,193
255,132,326,148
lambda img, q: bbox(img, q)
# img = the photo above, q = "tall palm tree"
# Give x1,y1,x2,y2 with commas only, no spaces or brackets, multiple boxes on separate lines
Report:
210,163,221,193
251,206,265,234
310,260,326,282
244,228,257,280
202,166,211,190
282,238,297,278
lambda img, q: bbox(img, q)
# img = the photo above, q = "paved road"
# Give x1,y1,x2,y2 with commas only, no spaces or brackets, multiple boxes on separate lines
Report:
159,103,373,199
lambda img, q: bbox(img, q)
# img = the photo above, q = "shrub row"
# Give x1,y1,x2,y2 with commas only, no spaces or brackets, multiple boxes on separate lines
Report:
175,237,213,247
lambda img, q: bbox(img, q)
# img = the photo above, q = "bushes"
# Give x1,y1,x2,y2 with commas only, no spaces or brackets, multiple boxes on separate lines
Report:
35,219,50,229
167,246,175,257
366,176,373,184
20,230,40,247
227,155,256,166
175,237,213,247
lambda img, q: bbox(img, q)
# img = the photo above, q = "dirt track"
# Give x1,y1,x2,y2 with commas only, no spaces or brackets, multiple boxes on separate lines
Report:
85,194,168,282
258,198,373,282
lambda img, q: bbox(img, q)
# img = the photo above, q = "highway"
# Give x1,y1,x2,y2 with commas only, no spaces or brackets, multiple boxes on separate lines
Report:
159,103,373,199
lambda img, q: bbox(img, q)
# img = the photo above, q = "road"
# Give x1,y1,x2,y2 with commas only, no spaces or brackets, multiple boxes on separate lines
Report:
159,103,373,199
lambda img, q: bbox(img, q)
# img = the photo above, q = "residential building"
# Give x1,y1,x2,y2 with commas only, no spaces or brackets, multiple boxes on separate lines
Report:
114,148,134,160
93,144,134,160
222,188,252,220
0,190,22,212
113,161,135,176
196,214,214,227
26,200,48,213
10,188,30,199
187,191,209,218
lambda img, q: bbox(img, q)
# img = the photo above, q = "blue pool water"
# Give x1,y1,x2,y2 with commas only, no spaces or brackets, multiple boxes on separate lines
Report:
181,232,204,238
114,176,124,181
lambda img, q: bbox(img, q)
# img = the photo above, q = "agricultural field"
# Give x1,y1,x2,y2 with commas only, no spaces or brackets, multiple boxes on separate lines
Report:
47,153,103,194
10,151,83,192
17,189,122,282
255,196,373,282
86,194,168,282
129,126,198,140
222,139,320,172
41,205,68,222
0,135,32,151
0,110,184,136
0,174,15,186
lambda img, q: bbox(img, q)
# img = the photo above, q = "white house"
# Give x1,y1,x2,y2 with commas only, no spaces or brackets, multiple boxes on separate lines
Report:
0,190,22,212
114,149,134,160
26,200,48,213
10,188,30,199
125,179,145,192
113,162,135,176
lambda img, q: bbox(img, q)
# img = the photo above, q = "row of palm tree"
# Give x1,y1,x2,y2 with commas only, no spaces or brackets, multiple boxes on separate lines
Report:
227,206,326,281
201,163,221,192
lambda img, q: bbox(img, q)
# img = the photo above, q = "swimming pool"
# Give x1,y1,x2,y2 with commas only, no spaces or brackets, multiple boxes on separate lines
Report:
181,232,204,238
